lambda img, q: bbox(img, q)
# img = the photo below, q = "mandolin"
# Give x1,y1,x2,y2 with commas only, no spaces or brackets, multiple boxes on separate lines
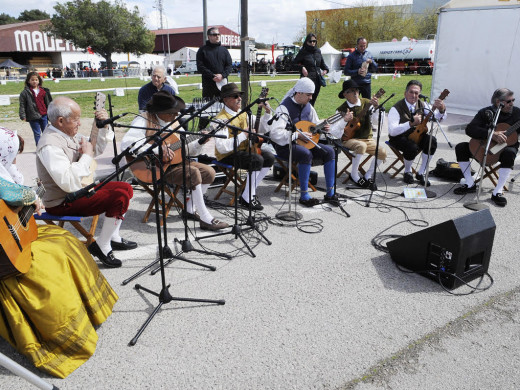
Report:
342,88,385,142
251,87,269,154
408,89,450,145
0,181,44,279
295,112,345,150
469,120,520,165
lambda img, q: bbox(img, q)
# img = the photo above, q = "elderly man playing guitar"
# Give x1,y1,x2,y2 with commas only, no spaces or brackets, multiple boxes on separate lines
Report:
453,88,520,207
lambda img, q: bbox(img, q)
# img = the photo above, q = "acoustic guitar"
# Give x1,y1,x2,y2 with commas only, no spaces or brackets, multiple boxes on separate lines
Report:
295,112,345,150
408,89,450,145
469,120,520,165
80,92,106,186
342,88,385,142
251,87,269,154
0,181,44,279
128,122,219,184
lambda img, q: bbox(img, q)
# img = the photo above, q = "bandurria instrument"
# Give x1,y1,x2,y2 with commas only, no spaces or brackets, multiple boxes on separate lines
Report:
342,88,385,141
295,112,345,150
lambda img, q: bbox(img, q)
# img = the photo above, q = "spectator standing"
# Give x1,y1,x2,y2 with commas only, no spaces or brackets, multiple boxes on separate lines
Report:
343,37,378,99
137,65,176,111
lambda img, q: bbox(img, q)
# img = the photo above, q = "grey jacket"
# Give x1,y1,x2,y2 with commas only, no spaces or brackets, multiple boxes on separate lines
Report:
19,86,53,121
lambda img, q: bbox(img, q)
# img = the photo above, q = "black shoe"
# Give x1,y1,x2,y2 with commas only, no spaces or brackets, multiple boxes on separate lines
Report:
299,197,320,207
324,193,340,207
403,172,414,184
453,184,477,195
351,177,369,188
415,173,430,187
239,196,264,211
110,238,138,251
491,193,507,207
367,178,378,191
199,218,230,231
182,210,200,221
88,242,122,268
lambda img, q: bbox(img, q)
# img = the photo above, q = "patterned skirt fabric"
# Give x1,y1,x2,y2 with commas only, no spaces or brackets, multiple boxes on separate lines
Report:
0,224,118,378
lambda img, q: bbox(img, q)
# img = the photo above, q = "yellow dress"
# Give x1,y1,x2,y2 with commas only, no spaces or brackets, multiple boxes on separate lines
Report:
0,224,118,378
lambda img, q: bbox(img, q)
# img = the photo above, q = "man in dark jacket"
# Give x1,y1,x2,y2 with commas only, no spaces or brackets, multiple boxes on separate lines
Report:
343,37,377,99
196,27,233,99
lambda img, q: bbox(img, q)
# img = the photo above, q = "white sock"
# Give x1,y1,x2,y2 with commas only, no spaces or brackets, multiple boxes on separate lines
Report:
404,159,414,174
350,154,363,181
96,216,120,255
493,168,511,195
418,153,430,175
364,158,383,180
458,161,474,187
191,184,213,224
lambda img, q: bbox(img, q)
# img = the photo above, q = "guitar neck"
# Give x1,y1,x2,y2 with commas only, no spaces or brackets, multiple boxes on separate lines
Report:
253,106,263,131
504,120,520,136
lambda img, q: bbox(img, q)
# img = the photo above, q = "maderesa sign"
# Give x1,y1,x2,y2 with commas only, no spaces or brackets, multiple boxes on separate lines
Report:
14,30,81,52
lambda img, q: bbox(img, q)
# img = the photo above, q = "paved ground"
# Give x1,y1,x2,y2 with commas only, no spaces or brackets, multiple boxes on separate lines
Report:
1,114,520,389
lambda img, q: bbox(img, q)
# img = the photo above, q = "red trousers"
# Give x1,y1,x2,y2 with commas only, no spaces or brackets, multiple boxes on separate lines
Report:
46,181,133,219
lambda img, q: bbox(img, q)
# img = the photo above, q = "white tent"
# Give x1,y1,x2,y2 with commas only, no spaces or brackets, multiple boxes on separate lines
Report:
432,0,520,115
320,41,342,71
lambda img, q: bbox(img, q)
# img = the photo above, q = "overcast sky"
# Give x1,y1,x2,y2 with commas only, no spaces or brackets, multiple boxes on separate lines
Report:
4,0,410,45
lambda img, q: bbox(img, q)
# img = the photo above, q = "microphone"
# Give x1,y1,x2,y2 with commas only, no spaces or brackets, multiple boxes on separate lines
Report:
64,184,98,203
180,105,195,115
267,114,280,126
112,145,135,165
499,102,505,108
96,112,129,128
419,94,429,101
255,97,275,104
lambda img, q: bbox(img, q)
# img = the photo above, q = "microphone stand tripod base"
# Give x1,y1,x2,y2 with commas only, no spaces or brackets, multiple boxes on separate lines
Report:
275,210,303,221
464,201,489,211
424,189,437,198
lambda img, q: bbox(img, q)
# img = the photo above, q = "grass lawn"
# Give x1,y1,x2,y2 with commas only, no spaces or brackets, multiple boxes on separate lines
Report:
0,73,432,127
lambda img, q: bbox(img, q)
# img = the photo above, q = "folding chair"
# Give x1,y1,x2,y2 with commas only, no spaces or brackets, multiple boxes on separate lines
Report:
34,213,99,246
274,155,317,193
336,150,373,184
383,141,417,178
211,160,247,206
474,162,507,191
136,179,183,224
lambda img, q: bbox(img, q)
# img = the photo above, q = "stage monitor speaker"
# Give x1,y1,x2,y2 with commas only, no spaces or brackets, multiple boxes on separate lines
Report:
387,209,495,289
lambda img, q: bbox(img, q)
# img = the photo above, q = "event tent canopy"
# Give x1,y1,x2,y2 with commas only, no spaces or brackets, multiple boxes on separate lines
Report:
320,41,342,71
0,59,25,68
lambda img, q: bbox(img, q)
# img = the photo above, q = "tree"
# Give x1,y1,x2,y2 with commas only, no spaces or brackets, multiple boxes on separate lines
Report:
18,10,50,22
0,13,17,25
47,0,155,75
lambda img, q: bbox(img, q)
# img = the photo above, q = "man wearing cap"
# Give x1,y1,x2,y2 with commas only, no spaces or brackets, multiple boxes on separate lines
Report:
268,77,338,207
214,83,274,211
196,27,233,99
387,79,446,186
122,91,229,231
137,65,176,112
36,97,137,269
329,79,387,190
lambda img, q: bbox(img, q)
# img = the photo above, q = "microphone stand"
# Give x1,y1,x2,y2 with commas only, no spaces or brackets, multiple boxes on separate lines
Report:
107,93,121,181
416,98,438,199
464,106,502,211
365,93,394,206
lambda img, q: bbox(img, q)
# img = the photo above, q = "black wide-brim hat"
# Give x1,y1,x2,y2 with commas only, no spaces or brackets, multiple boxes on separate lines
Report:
146,90,186,114
220,83,244,100
338,79,360,99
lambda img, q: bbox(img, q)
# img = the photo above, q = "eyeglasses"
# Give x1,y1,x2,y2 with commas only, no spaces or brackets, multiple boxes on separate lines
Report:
309,40,317,43
503,98,516,104
346,89,358,94
209,33,220,36
231,94,241,99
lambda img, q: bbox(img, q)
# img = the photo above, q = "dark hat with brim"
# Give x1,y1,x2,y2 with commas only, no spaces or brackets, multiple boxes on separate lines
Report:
338,79,360,99
146,90,186,114
220,83,244,100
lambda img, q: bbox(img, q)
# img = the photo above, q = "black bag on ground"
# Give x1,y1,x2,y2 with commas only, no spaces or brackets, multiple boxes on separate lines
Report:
429,158,468,182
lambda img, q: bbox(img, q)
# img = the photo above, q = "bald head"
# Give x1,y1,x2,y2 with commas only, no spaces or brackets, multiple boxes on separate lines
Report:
48,97,82,137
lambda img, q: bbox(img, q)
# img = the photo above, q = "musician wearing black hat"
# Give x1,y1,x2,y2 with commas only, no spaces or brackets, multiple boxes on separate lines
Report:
329,79,386,190
214,83,274,211
122,90,229,231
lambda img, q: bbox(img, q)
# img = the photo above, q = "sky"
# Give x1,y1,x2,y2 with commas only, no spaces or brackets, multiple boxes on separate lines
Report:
3,0,410,46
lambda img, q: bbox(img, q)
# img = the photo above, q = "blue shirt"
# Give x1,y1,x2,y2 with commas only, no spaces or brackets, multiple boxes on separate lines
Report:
343,49,378,85
137,82,176,111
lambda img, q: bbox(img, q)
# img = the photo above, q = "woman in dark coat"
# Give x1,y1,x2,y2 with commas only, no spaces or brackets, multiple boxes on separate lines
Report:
19,71,52,145
293,33,329,106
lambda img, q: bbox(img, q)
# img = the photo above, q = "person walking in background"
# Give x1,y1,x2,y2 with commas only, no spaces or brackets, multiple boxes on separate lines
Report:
19,71,53,145
196,27,233,99
293,33,329,106
343,37,378,99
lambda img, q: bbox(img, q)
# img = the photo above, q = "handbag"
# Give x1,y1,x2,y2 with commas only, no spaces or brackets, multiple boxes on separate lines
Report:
314,57,326,87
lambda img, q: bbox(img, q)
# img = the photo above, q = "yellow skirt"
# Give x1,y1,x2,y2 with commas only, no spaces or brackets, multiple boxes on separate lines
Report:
0,224,118,378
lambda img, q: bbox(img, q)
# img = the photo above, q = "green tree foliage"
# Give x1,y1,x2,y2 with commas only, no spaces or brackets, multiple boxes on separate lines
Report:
18,10,51,22
0,13,17,25
47,0,155,75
